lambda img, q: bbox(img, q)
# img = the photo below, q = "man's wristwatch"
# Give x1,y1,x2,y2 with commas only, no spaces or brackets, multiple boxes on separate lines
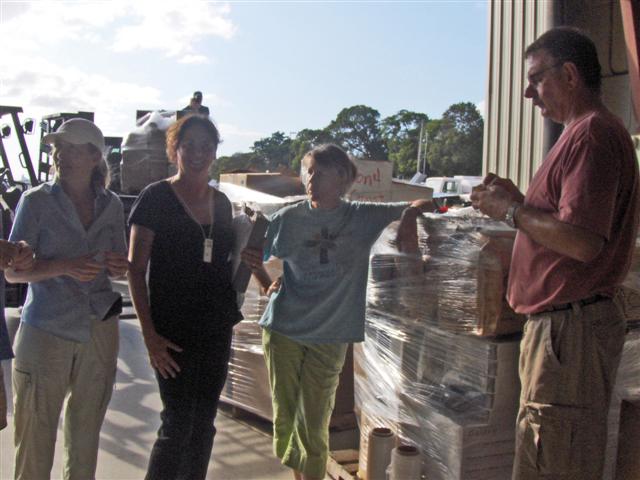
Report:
504,203,520,229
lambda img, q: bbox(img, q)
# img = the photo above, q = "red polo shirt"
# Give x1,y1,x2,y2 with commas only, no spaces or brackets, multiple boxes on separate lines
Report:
507,109,640,314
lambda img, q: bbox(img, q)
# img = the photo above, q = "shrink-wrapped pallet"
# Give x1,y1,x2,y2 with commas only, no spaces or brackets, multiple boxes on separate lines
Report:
358,215,523,480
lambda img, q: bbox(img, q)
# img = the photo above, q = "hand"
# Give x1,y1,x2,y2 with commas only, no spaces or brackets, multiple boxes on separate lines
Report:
144,329,183,379
266,277,281,296
11,241,35,271
0,240,20,270
241,247,263,271
482,173,525,204
104,251,128,278
64,254,104,282
471,184,514,221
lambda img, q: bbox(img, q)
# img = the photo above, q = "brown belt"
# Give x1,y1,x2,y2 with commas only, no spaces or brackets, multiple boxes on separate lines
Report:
537,294,609,314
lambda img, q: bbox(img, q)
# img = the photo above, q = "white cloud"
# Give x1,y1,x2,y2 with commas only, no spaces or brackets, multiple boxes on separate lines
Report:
179,54,210,65
476,99,486,118
111,1,235,59
0,1,235,136
0,53,162,136
0,1,235,61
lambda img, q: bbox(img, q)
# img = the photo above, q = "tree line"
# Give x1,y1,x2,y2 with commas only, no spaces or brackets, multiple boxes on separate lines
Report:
211,102,483,180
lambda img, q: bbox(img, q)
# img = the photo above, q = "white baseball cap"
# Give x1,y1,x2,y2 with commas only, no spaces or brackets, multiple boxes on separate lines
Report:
43,118,105,154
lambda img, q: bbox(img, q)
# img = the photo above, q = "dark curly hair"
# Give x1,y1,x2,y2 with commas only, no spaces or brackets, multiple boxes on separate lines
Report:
166,114,220,163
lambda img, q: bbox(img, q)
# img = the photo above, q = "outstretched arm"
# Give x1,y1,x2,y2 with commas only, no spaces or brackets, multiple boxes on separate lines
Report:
394,199,436,253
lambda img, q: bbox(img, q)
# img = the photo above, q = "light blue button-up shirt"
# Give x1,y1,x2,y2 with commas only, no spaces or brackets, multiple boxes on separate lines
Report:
9,181,126,343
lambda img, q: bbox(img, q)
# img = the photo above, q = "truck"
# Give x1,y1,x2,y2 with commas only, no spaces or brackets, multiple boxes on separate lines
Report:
423,176,483,203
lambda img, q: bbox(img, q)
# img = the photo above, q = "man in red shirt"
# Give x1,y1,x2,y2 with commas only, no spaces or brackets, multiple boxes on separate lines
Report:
472,27,640,479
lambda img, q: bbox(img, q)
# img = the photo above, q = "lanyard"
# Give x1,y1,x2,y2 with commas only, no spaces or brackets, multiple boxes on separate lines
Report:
172,186,214,263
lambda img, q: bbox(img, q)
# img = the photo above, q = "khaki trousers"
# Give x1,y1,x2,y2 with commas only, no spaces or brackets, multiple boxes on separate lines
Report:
1,363,7,430
512,298,625,480
12,318,118,480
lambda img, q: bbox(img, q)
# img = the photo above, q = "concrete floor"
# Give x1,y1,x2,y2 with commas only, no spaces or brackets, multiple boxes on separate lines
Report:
0,311,293,480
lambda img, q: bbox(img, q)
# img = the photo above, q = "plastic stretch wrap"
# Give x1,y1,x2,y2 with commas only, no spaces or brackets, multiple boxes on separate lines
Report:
357,214,523,480
603,327,640,479
369,209,524,337
120,111,177,194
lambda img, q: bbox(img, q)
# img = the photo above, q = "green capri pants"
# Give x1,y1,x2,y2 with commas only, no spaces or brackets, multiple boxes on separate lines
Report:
262,328,348,479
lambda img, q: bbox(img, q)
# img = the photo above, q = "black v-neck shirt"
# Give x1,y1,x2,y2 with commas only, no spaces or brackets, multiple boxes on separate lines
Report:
129,181,240,346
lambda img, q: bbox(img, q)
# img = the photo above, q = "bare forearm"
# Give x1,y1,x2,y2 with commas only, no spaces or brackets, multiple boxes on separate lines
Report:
409,199,435,212
252,266,272,293
127,270,156,336
515,205,604,263
5,258,67,283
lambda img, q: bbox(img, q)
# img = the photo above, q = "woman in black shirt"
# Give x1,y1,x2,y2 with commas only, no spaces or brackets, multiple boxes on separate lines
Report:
128,115,240,480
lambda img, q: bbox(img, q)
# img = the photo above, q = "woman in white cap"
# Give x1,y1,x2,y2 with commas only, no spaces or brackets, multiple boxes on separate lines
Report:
6,118,128,480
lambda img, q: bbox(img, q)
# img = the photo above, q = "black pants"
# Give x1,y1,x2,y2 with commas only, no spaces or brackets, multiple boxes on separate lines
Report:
145,329,233,480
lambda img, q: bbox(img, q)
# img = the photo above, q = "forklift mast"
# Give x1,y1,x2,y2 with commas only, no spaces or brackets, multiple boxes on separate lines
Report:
0,106,38,187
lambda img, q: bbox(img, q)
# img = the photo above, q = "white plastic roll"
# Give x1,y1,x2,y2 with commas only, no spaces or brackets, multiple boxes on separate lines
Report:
366,427,395,480
387,445,421,480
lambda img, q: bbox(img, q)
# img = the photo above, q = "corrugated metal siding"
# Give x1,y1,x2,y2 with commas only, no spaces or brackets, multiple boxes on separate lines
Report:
483,1,553,190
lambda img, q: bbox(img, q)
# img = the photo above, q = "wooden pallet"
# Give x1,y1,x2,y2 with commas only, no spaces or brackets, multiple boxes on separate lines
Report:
327,449,359,480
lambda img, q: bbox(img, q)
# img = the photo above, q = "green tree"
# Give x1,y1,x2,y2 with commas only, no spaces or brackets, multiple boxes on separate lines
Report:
251,131,293,171
290,128,335,173
326,105,388,160
381,109,429,178
209,151,260,179
425,102,483,176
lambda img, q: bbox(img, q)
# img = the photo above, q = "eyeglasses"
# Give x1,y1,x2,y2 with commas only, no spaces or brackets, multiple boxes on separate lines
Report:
527,62,563,87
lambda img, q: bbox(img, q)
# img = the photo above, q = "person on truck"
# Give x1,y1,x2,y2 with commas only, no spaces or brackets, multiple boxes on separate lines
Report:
241,143,433,480
128,114,240,480
0,238,34,432
182,90,210,117
6,118,128,480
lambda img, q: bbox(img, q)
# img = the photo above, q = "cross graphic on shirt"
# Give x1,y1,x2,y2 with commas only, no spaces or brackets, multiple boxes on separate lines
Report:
304,227,337,264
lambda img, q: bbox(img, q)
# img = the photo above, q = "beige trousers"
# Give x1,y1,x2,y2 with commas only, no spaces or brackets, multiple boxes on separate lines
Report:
1,364,7,430
512,298,625,480
12,318,118,480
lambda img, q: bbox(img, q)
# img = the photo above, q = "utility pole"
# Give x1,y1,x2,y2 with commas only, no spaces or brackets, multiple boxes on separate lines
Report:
416,121,424,175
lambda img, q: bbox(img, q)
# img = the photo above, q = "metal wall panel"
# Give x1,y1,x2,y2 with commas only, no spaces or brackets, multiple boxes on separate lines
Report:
483,1,553,190
483,1,633,190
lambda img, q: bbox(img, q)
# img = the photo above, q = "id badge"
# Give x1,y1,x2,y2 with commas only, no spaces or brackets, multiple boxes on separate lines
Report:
203,238,213,263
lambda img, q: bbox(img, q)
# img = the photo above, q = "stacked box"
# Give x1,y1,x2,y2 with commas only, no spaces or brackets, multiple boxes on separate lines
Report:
357,212,523,480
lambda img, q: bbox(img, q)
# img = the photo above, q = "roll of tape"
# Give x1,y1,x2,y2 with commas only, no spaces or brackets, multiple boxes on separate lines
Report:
366,427,395,480
387,445,421,480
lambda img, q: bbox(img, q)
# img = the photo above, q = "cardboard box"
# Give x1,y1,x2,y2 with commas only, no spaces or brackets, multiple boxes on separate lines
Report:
426,223,525,337
220,172,305,197
232,210,270,293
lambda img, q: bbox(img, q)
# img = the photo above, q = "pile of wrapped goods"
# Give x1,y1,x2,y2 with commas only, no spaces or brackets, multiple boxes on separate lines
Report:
120,111,176,194
358,210,640,480
604,243,640,480
357,209,524,480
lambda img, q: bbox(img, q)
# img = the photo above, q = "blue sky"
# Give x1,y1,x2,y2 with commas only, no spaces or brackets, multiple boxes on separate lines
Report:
0,1,487,171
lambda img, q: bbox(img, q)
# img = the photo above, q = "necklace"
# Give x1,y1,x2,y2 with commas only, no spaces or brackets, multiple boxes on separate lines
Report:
171,184,214,263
